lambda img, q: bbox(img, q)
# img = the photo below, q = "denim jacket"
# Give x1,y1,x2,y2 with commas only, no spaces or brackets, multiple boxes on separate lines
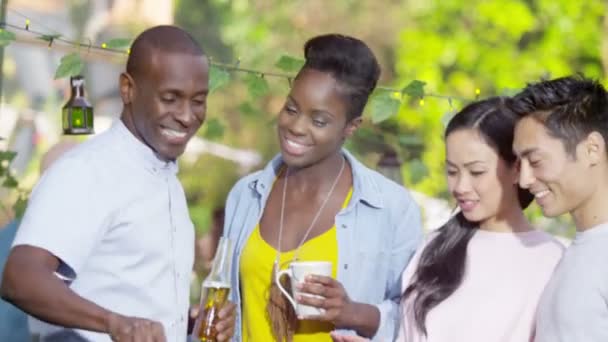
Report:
223,150,423,341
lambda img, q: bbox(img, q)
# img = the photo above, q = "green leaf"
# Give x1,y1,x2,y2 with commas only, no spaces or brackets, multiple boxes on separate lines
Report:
104,38,131,50
0,30,16,47
274,55,304,73
0,151,17,162
369,91,401,124
401,80,426,98
244,74,270,98
398,135,423,147
54,53,84,79
406,159,429,185
2,174,18,188
209,65,230,93
204,118,225,140
238,102,260,117
13,196,28,219
38,34,62,43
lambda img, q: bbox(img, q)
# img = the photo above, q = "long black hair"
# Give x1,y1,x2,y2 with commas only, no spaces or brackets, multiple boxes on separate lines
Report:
402,97,534,335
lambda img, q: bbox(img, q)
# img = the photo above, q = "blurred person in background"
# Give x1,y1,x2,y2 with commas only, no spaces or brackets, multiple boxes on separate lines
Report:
0,140,78,342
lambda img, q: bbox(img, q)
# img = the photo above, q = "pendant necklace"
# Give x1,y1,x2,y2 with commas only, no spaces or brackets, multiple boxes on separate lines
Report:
273,155,346,275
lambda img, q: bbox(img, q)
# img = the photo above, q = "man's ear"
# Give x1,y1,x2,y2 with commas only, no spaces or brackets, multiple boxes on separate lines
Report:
344,117,363,138
583,131,606,167
119,72,135,105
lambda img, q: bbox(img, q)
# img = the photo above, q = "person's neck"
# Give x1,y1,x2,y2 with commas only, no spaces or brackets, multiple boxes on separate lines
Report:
571,180,608,231
478,202,532,233
285,152,345,193
120,114,173,163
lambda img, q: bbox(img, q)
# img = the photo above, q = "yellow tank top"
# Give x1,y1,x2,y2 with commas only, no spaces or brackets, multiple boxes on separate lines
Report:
239,188,352,342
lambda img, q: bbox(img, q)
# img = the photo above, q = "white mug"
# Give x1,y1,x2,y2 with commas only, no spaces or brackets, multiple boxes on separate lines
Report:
275,261,332,318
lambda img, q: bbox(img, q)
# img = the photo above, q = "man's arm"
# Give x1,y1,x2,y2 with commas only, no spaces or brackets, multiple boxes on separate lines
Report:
2,245,111,332
1,245,166,341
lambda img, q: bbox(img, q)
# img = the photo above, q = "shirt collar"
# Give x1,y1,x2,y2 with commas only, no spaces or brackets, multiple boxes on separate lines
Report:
574,222,608,244
110,119,178,175
249,149,383,208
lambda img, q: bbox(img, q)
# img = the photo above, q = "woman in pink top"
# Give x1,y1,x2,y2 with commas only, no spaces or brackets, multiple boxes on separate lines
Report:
332,97,564,342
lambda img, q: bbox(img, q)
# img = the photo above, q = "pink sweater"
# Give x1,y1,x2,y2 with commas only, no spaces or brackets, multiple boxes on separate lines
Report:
398,229,564,342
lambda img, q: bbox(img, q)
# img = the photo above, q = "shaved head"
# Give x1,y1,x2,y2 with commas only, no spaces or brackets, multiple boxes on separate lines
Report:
126,25,205,80
119,25,209,161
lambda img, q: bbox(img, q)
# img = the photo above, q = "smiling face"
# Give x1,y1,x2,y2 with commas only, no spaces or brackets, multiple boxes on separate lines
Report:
446,128,519,224
513,116,597,217
120,50,209,161
277,68,360,168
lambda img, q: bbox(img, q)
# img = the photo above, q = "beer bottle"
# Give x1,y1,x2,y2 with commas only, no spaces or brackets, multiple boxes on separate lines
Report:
192,237,233,342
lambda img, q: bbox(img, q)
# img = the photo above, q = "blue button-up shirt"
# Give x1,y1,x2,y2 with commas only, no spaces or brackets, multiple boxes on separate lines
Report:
223,150,423,341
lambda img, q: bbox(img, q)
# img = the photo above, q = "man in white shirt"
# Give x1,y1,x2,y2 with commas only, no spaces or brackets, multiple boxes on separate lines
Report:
1,26,236,342
511,75,608,341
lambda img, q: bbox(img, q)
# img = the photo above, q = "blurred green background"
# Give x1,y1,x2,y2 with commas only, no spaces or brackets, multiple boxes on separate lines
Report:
3,0,604,247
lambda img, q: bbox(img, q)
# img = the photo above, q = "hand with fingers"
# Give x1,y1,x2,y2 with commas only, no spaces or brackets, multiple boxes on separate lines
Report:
215,301,237,341
107,312,166,342
189,301,237,342
295,275,356,327
296,275,380,338
330,332,369,342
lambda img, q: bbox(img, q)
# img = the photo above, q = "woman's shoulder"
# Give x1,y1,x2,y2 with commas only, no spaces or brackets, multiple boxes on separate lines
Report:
527,228,568,256
350,158,416,206
226,170,264,199
522,228,568,249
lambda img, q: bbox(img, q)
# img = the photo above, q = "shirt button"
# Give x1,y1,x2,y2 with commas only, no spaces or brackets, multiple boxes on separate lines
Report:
341,224,347,229
260,183,266,189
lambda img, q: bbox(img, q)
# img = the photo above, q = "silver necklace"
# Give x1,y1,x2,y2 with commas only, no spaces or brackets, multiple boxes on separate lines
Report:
274,155,346,269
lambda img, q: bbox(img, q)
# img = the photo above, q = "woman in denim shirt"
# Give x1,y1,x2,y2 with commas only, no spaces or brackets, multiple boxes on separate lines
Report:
222,34,423,342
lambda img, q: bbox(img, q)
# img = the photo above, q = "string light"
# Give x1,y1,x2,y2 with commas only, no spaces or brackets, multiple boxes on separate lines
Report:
0,18,479,110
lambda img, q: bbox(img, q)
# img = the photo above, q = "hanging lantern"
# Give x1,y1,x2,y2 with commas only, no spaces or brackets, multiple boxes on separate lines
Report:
377,149,403,185
62,75,94,135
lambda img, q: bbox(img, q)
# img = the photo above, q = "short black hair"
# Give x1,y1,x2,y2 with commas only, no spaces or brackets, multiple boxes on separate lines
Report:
509,75,608,156
126,25,205,80
299,34,381,121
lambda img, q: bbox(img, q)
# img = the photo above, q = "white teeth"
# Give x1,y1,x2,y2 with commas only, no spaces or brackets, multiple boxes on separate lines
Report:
535,190,550,199
161,128,187,139
286,139,306,148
